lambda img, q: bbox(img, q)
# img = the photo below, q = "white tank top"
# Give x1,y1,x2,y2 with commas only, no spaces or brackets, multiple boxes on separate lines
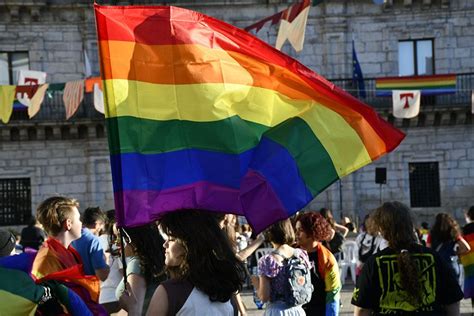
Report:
176,287,233,316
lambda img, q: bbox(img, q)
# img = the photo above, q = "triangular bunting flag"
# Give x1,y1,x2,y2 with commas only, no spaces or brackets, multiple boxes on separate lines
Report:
275,0,311,52
84,50,92,78
16,70,47,106
85,77,102,93
392,90,421,119
471,90,474,114
93,83,104,114
63,80,85,120
0,85,16,124
28,84,49,119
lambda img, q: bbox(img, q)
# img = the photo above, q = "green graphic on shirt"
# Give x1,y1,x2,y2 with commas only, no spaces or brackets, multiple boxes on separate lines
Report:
376,254,436,312
352,287,360,301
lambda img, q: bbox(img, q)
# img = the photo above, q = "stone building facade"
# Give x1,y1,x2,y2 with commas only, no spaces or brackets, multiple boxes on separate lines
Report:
0,0,473,228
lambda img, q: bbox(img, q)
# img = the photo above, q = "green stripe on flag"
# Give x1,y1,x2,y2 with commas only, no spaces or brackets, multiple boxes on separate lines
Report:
265,117,339,195
0,268,44,305
106,116,269,155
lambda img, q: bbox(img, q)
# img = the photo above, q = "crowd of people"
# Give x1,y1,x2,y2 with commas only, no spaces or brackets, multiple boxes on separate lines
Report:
0,197,474,315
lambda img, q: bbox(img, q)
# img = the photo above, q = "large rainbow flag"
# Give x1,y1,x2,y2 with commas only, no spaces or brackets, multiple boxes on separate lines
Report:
94,4,405,232
375,74,456,97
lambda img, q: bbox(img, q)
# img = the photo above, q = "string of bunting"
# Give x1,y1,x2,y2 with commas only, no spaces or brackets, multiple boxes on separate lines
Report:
0,77,103,124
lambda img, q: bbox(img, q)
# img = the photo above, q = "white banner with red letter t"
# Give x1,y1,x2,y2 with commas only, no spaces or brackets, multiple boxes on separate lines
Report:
16,70,47,106
392,90,421,119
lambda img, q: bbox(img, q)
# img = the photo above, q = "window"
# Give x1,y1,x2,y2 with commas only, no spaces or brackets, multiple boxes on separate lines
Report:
0,52,29,85
0,178,31,225
409,162,440,207
398,39,433,76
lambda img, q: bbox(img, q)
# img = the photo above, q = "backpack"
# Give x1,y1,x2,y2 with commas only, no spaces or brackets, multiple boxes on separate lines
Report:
273,249,314,306
435,241,461,280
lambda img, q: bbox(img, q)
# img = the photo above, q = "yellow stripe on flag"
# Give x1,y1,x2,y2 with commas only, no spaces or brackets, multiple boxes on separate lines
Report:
104,79,309,125
0,290,38,316
301,106,372,176
461,252,474,266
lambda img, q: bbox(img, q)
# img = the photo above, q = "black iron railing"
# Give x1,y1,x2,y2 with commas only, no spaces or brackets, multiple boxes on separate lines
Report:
10,93,104,122
331,72,474,109
8,72,474,123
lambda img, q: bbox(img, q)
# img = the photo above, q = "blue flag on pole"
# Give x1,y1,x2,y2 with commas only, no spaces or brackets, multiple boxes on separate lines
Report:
352,40,366,98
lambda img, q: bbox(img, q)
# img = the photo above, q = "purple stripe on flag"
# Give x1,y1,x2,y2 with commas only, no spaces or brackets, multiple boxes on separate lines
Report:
241,169,291,232
113,182,243,227
114,174,289,233
464,275,474,298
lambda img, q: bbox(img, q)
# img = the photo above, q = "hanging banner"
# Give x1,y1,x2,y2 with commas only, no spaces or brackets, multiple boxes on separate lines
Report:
93,83,104,114
392,90,421,119
16,70,47,106
29,84,49,118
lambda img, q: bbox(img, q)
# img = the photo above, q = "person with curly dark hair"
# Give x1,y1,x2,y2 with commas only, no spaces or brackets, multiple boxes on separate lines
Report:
295,212,341,316
122,210,246,315
428,212,470,286
116,223,166,316
352,201,463,316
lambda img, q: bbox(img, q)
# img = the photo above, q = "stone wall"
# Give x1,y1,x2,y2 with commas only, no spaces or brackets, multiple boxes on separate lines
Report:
0,122,114,225
1,1,473,83
308,123,474,225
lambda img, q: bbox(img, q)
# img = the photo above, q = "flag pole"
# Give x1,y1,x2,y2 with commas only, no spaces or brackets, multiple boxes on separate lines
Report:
119,228,128,289
339,179,343,220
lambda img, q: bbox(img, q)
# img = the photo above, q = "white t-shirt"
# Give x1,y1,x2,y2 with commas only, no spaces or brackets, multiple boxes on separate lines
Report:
177,287,233,316
355,232,388,265
98,234,123,304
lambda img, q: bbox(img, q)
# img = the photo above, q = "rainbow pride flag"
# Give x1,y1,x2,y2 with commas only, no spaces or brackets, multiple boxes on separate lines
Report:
0,253,94,316
461,225,474,298
375,74,456,97
94,4,405,232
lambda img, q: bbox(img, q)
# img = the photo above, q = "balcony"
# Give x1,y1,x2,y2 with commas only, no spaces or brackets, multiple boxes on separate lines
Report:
330,72,474,110
5,72,473,124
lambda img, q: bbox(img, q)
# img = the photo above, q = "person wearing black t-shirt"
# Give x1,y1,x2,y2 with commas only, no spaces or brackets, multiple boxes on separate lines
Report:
352,201,463,316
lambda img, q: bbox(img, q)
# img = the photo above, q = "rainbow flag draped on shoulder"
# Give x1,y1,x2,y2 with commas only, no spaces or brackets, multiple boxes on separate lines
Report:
0,252,95,316
94,4,405,232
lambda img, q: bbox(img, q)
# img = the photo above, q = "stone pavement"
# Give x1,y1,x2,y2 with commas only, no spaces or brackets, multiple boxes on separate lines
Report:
241,281,474,315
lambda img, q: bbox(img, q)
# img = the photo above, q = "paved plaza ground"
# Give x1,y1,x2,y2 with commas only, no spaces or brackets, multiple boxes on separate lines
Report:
241,281,474,315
